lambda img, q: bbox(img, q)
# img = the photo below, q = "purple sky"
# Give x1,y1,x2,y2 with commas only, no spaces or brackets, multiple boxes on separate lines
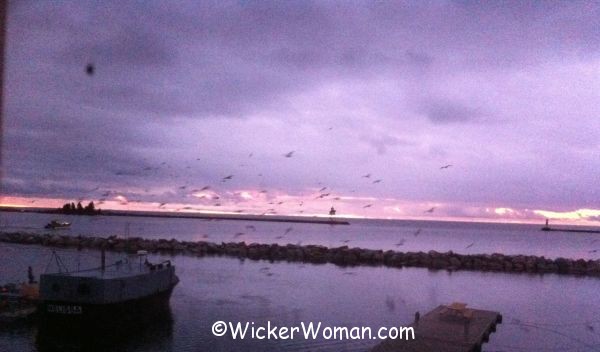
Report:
2,1,599,222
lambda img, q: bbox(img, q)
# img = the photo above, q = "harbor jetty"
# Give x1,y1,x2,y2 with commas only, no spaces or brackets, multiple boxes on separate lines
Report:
0,207,350,225
371,303,502,352
2,231,600,277
542,220,600,234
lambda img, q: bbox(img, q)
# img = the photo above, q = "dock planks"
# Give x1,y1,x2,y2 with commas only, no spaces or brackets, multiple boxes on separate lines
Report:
371,305,502,352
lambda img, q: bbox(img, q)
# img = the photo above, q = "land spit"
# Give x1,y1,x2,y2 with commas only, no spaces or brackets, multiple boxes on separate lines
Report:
1,231,600,277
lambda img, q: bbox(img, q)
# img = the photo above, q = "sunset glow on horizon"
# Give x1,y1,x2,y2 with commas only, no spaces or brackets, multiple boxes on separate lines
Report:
2,194,599,227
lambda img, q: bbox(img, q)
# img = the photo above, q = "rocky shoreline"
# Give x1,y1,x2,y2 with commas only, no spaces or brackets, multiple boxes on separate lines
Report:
1,231,599,277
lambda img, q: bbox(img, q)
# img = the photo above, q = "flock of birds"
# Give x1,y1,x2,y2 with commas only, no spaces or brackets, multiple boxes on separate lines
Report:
84,143,454,218
81,156,459,250
81,61,458,227
82,62,474,259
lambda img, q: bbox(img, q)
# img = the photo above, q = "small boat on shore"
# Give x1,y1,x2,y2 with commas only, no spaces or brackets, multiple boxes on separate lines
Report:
0,282,39,324
44,220,71,230
39,250,179,325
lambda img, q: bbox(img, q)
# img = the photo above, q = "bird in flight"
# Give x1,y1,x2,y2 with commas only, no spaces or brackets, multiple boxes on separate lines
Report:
465,242,475,249
440,164,453,169
319,187,327,192
363,204,373,208
222,175,234,182
372,179,382,184
413,229,422,237
284,151,295,158
85,63,94,76
395,238,406,246
284,227,293,235
362,173,371,178
424,207,436,213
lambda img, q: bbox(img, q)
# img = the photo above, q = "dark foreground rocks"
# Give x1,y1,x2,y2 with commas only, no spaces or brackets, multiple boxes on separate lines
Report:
1,231,599,277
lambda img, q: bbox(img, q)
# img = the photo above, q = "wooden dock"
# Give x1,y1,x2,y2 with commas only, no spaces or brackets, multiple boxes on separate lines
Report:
371,304,502,352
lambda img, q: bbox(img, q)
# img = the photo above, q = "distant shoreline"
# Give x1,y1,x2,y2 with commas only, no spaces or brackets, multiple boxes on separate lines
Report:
0,206,350,225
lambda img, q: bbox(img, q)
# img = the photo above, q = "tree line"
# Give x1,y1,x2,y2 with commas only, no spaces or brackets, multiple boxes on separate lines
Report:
60,201,100,215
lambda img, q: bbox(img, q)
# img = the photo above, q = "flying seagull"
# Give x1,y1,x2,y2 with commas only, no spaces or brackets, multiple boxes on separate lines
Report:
222,175,234,182
465,242,475,249
372,179,382,184
425,207,436,213
85,63,94,76
363,204,373,208
440,164,453,169
284,151,295,158
362,173,371,178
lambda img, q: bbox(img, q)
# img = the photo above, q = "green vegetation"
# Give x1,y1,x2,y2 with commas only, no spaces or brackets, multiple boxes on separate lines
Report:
60,201,100,215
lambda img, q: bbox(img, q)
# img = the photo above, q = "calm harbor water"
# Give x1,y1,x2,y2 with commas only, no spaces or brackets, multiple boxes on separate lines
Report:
2,211,600,259
2,212,600,351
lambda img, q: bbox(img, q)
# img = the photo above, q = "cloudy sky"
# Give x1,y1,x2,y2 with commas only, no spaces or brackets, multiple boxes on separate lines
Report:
1,1,599,223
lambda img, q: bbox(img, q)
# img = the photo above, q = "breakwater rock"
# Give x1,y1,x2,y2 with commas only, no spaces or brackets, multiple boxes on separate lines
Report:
1,231,599,277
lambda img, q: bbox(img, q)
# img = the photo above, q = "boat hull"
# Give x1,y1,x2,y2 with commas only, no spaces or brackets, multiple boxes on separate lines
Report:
39,283,176,328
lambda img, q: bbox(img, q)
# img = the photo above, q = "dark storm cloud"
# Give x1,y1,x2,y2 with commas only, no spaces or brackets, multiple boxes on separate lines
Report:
422,99,481,124
2,0,600,213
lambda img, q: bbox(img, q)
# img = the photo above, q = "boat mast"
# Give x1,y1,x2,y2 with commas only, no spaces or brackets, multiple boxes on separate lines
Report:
0,0,7,199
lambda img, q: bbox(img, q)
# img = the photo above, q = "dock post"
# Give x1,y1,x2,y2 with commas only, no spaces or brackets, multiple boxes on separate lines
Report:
101,248,106,272
414,311,420,327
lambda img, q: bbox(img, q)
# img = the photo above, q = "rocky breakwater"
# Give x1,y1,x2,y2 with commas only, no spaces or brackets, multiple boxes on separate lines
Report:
1,231,600,277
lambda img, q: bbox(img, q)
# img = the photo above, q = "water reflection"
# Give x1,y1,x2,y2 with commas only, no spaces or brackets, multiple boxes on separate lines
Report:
35,306,174,352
